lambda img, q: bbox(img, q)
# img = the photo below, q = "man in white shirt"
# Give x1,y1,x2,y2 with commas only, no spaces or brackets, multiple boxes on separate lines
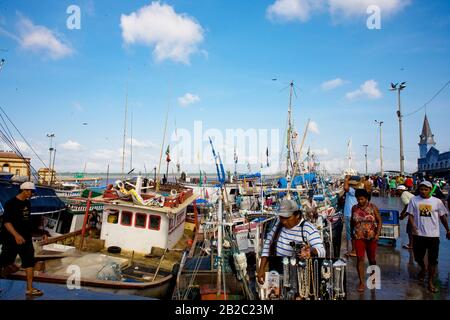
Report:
257,199,326,285
406,181,450,293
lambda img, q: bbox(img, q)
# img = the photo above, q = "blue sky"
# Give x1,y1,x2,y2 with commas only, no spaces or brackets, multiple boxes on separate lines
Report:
0,0,449,175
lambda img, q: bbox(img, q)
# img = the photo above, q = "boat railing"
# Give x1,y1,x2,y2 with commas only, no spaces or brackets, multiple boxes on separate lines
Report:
44,228,92,247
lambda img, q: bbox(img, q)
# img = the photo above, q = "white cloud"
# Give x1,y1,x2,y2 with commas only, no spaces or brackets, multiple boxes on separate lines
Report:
120,2,204,64
60,140,83,151
346,79,382,100
16,15,73,59
266,0,409,22
328,0,410,18
321,78,345,91
15,141,30,153
311,148,329,156
266,0,324,22
308,121,320,134
72,102,83,111
178,93,200,106
126,138,158,148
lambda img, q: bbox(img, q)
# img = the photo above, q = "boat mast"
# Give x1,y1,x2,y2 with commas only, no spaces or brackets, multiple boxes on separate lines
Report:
121,77,129,177
130,107,133,172
286,81,294,180
156,102,170,192
216,196,223,297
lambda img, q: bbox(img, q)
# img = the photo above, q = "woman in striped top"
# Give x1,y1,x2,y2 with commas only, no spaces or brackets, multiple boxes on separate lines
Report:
257,199,326,285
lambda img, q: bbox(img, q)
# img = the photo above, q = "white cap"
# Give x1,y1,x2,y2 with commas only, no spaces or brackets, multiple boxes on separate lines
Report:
20,182,36,190
278,199,299,218
396,185,407,191
419,181,433,188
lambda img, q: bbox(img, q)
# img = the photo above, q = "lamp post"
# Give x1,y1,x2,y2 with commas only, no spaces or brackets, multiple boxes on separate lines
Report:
46,133,55,185
363,144,368,175
375,121,383,177
390,82,406,175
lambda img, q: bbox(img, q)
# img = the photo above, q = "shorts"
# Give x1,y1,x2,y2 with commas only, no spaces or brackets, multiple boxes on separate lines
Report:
406,221,412,234
354,239,377,263
0,240,35,269
412,236,439,266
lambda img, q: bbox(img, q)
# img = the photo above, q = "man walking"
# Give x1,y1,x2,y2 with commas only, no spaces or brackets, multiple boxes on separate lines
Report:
406,181,450,293
0,182,43,296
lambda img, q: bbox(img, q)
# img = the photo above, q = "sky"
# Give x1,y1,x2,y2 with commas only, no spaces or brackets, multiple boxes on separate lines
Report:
0,0,449,176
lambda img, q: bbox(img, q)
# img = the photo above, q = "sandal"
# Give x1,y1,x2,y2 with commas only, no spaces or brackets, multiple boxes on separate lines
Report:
428,285,439,293
26,288,44,296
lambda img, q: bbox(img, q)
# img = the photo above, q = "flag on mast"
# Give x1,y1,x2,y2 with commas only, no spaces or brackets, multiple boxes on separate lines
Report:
166,145,171,163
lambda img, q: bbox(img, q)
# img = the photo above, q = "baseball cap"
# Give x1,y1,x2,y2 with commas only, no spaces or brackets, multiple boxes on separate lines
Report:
419,181,432,188
396,185,407,191
20,181,36,190
278,199,299,218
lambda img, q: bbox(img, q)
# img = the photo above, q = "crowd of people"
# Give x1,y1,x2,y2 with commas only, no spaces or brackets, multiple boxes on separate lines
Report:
342,173,450,293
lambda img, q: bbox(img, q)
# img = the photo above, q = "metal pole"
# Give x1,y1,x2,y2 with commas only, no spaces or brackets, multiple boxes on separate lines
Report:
286,81,294,179
363,145,368,175
398,89,405,175
47,133,55,185
379,122,384,177
79,191,93,250
217,197,223,296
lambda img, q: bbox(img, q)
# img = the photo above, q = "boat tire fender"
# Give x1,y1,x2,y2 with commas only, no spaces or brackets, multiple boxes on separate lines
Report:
107,246,122,254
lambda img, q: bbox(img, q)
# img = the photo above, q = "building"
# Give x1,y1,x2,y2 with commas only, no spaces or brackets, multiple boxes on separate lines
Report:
417,115,450,177
0,151,31,177
38,167,57,185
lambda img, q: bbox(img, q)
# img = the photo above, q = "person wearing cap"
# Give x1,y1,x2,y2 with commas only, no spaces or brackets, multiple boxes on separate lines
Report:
0,181,43,296
302,190,318,223
417,175,446,201
397,185,415,250
257,198,326,285
406,180,450,293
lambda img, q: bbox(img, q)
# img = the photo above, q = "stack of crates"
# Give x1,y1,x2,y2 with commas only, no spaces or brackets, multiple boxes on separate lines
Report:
378,209,400,246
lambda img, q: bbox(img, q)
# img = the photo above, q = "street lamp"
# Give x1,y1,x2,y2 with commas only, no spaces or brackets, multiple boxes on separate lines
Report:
375,120,384,177
363,144,369,175
390,82,406,175
46,133,55,186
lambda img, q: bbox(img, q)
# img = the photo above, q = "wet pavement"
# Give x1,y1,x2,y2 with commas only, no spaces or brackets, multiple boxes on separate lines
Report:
346,196,449,300
0,279,154,300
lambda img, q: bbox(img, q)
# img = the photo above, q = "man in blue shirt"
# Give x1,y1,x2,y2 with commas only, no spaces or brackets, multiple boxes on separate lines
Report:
344,175,358,257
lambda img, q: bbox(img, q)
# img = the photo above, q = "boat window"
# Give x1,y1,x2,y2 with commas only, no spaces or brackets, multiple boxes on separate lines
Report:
135,213,147,228
121,211,133,226
149,215,161,231
106,209,119,224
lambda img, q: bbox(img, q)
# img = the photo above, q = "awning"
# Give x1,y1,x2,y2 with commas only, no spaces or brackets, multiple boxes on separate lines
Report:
0,181,66,216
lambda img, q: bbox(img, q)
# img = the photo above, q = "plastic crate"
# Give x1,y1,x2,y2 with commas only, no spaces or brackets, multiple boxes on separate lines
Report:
380,224,400,239
379,209,399,225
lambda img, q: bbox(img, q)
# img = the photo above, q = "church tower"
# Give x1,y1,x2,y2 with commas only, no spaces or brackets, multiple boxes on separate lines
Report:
418,115,436,159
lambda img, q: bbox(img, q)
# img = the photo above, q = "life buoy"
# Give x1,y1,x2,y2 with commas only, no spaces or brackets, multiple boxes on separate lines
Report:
170,189,178,197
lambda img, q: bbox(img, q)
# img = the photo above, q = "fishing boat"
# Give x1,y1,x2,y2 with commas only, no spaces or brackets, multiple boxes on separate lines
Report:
6,176,198,299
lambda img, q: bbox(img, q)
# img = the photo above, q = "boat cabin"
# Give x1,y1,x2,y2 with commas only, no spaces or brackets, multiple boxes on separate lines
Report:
97,180,197,254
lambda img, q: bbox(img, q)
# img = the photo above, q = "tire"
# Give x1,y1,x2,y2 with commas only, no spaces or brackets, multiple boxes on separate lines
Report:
107,246,121,254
